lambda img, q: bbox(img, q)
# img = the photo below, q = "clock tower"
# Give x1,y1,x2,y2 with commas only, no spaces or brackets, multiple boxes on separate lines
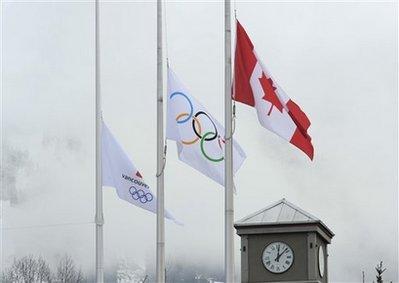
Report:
235,199,334,283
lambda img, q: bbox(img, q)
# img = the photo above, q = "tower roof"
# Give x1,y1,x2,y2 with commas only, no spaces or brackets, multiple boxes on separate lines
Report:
235,198,334,237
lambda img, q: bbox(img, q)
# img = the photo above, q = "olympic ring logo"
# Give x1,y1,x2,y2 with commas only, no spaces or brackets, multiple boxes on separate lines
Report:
129,186,153,203
170,92,225,163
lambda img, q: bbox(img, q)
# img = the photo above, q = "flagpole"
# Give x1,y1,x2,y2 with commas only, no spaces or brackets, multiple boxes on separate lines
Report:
95,0,104,282
156,0,165,282
224,0,235,282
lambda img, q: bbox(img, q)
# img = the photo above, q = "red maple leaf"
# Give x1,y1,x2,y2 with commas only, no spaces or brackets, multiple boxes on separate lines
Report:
259,73,283,115
135,171,143,178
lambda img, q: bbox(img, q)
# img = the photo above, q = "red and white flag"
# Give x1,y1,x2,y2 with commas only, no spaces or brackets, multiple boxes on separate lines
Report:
234,21,314,160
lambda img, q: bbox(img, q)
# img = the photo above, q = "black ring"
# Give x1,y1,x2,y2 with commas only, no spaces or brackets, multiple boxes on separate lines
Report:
192,111,218,141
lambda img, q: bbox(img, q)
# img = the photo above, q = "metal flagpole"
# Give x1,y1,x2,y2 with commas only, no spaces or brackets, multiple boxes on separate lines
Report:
95,0,104,282
224,0,234,282
156,0,166,282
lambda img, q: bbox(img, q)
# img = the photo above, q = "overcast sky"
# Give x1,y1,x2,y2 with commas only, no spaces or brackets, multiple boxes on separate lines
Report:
1,1,398,282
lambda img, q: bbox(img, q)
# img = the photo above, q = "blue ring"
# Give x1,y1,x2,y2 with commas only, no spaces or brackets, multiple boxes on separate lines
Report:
129,186,153,203
170,92,193,124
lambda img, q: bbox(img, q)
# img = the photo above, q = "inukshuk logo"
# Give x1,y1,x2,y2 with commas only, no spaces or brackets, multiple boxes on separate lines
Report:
170,92,225,162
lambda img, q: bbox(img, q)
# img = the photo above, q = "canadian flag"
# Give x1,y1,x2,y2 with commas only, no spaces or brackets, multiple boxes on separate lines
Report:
234,21,314,160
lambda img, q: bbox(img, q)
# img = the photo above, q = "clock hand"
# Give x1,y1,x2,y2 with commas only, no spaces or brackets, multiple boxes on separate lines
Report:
276,248,288,261
275,245,281,261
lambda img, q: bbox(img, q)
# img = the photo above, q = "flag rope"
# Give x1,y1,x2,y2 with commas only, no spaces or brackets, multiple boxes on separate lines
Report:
226,104,236,141
227,4,237,141
156,140,167,178
163,0,169,63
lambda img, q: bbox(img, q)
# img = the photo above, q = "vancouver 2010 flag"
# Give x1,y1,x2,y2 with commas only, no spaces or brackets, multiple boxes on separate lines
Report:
234,21,314,160
166,67,246,186
102,121,177,222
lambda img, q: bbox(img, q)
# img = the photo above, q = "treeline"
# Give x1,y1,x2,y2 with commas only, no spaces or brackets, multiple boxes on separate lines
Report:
1,255,84,283
163,258,223,283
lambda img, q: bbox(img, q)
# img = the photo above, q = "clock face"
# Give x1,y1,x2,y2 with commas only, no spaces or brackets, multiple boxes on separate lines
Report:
318,246,325,277
262,242,294,274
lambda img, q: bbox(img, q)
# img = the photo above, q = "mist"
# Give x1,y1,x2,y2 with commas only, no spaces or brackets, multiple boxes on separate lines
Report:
1,1,397,282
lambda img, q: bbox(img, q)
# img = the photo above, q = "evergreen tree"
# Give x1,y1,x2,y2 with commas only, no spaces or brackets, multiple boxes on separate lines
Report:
375,261,386,283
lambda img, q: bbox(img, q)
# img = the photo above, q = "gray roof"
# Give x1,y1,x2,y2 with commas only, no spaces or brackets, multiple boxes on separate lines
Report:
235,198,334,239
236,198,320,225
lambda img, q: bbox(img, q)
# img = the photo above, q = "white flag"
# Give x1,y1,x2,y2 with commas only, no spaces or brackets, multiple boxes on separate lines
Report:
166,67,246,186
102,121,177,222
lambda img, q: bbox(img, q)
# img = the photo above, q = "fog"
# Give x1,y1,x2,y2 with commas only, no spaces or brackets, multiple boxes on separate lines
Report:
1,1,397,282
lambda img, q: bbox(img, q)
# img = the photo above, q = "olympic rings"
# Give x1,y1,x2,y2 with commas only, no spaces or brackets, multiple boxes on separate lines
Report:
170,92,193,123
170,91,225,163
129,186,153,203
200,132,225,162
193,111,218,141
175,113,202,145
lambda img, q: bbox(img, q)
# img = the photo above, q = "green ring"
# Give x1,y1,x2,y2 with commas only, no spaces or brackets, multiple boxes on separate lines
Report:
200,132,224,163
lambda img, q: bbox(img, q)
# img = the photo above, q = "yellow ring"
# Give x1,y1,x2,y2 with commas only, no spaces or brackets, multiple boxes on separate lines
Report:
176,113,202,145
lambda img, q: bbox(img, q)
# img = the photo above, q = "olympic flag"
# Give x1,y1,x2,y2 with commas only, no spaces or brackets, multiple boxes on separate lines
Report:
102,121,177,222
166,67,246,186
